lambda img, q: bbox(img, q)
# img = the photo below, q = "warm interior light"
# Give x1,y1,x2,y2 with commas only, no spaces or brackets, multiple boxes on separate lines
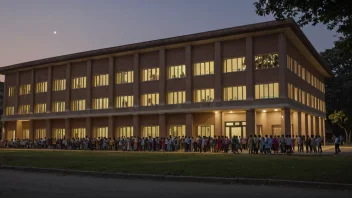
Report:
214,111,218,114
281,116,284,118
263,110,267,113
230,111,233,113
274,109,278,112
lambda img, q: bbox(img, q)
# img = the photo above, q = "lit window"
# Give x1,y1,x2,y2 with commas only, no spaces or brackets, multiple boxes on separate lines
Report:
93,74,109,87
19,84,31,95
142,126,159,138
141,93,159,106
34,103,46,114
302,68,306,80
168,65,186,79
306,71,311,84
302,91,306,105
72,128,86,138
18,104,30,114
169,125,186,137
287,55,292,71
72,77,86,89
94,127,108,138
8,87,15,97
194,61,214,76
198,125,214,137
116,126,133,137
71,100,86,111
52,101,65,112
116,96,133,108
223,86,246,101
167,91,186,104
142,68,159,82
92,98,109,110
255,83,279,99
36,82,47,93
23,129,29,139
35,128,46,139
53,128,65,139
116,71,133,84
53,79,66,91
223,57,246,73
255,53,279,69
5,106,15,115
297,64,301,77
194,89,214,103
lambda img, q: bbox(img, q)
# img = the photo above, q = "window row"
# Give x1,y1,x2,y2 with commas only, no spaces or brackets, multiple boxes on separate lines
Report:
287,55,325,93
255,53,279,69
288,83,326,112
255,83,279,99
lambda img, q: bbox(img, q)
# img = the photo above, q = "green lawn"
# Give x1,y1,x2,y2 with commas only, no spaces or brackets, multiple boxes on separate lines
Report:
0,150,351,184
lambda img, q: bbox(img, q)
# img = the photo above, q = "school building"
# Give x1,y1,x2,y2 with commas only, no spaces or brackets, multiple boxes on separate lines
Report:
0,19,332,141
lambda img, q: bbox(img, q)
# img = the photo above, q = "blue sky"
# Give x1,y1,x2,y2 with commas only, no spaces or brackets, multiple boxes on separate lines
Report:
0,0,338,68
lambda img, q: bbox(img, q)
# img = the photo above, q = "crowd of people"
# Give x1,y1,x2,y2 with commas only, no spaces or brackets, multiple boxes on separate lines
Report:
0,134,333,155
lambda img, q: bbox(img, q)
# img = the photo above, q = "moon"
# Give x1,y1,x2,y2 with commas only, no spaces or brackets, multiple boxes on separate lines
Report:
53,31,57,35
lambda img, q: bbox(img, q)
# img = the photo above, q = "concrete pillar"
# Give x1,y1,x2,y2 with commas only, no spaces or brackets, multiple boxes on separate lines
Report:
30,69,35,113
133,53,140,107
29,120,34,140
297,112,302,136
86,117,92,138
159,48,166,105
65,63,71,111
282,108,291,136
315,116,319,136
185,46,192,103
215,111,222,136
47,66,52,113
108,116,114,138
15,121,22,139
245,37,254,100
186,113,193,137
133,115,140,137
320,117,324,138
214,41,222,102
108,57,115,109
46,119,51,139
310,115,314,137
323,119,326,145
1,122,5,141
65,119,71,139
159,114,166,137
86,60,92,110
15,72,19,114
278,33,288,98
246,109,255,137
304,114,309,137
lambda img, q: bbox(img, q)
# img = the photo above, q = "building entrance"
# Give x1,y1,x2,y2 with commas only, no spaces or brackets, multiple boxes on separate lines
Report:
225,121,246,138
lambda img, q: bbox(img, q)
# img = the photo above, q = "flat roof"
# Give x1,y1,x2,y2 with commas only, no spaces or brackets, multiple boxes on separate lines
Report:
0,19,333,77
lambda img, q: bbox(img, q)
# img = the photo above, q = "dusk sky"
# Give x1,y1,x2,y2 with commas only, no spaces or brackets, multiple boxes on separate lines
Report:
0,0,338,70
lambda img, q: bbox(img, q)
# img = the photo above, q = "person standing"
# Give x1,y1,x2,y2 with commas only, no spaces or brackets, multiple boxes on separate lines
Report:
335,135,341,156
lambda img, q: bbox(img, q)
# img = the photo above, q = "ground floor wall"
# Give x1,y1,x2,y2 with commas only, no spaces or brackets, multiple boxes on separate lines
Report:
2,108,326,142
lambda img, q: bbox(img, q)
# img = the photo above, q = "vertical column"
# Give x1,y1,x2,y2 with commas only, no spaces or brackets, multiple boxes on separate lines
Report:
65,63,71,111
46,119,51,139
1,122,5,141
86,60,92,110
186,113,193,137
15,72,19,114
3,77,7,117
320,117,324,138
108,116,114,138
246,109,255,137
304,114,309,136
30,69,35,113
322,118,326,145
86,117,92,138
310,115,314,137
214,111,222,136
133,53,140,107
282,108,291,135
65,119,71,139
159,48,166,105
245,37,254,100
133,115,140,137
47,66,52,113
315,116,319,136
29,120,34,140
214,41,222,102
185,45,192,103
278,33,288,98
109,57,115,108
159,114,166,137
16,121,23,139
297,112,302,136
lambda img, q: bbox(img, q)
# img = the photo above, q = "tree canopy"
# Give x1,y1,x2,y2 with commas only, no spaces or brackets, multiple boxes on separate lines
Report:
254,0,352,51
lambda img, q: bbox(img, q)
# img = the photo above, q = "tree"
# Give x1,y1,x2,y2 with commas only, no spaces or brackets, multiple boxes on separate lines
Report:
254,0,352,52
328,110,352,143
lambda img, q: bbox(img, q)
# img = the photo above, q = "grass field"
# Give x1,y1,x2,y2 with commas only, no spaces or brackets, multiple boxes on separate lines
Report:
0,149,351,184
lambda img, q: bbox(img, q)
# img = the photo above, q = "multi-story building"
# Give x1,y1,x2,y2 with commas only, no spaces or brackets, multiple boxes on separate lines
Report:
0,19,332,141
0,81,3,140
